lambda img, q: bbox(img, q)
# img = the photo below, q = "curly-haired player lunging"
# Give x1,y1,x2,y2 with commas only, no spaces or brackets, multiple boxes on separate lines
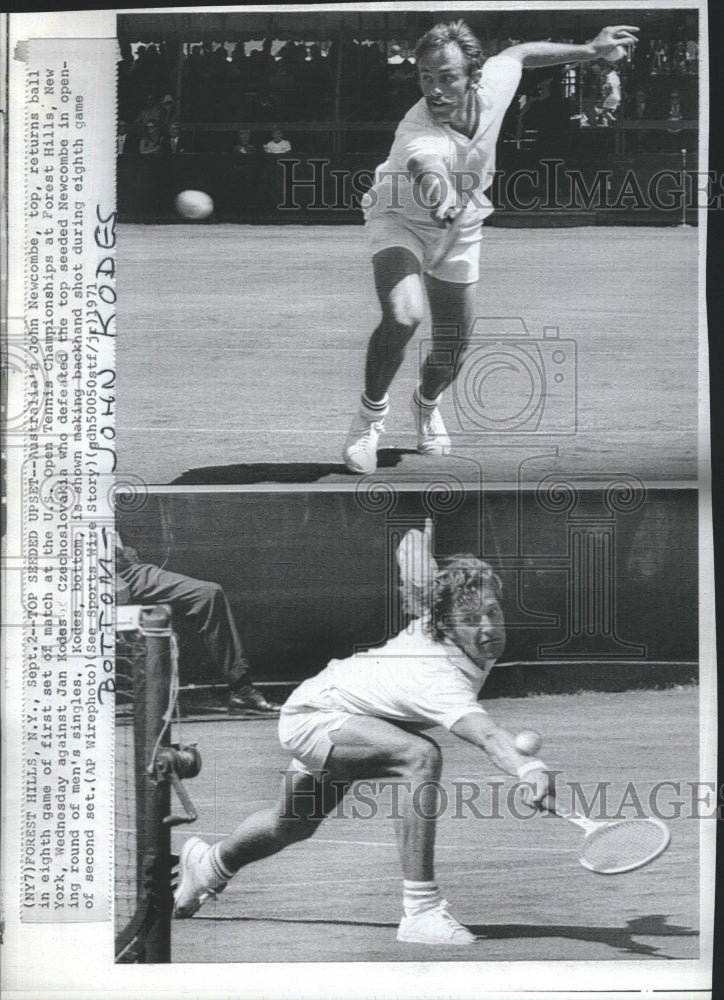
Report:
173,530,555,944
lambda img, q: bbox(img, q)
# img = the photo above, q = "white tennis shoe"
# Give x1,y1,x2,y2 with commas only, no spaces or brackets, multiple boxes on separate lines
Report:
343,406,387,474
411,398,451,455
173,836,227,918
397,900,478,944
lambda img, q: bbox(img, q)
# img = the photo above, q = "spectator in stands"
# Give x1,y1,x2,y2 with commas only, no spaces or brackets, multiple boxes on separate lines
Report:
117,120,130,155
270,44,301,117
513,75,555,143
117,43,136,122
627,87,656,152
663,88,684,122
629,86,651,119
129,45,150,87
263,126,292,155
160,93,179,128
232,128,257,156
139,121,163,155
660,87,688,153
600,63,622,123
135,43,164,89
136,92,163,128
579,62,604,127
230,41,246,75
210,43,233,118
161,122,186,155
649,40,669,75
388,53,419,117
302,43,335,119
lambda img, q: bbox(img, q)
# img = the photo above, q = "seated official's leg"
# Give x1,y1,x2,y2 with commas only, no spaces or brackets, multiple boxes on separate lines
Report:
343,246,424,474
120,562,279,714
118,564,244,681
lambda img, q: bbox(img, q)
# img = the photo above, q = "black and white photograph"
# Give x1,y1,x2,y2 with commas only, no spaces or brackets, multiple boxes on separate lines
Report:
113,486,702,970
108,2,712,986
114,6,702,488
1,3,717,999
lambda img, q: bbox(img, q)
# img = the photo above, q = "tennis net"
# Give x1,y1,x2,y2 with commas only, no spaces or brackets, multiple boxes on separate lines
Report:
114,605,176,963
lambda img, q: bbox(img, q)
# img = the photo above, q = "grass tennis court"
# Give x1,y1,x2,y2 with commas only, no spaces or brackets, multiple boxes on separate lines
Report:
116,224,698,486
151,687,702,963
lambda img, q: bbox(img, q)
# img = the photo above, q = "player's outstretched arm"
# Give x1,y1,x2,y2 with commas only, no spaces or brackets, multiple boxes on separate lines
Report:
407,153,460,224
503,24,639,68
451,711,554,808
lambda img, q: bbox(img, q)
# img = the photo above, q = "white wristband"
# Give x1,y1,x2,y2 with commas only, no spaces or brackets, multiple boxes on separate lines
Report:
516,759,546,780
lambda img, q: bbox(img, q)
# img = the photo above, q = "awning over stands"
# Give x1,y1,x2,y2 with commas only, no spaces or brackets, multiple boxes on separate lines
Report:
118,8,697,44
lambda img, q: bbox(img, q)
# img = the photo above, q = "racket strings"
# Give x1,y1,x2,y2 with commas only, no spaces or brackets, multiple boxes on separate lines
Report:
583,819,668,873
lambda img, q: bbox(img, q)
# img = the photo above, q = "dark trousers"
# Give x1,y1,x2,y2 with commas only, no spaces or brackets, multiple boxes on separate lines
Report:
118,563,248,687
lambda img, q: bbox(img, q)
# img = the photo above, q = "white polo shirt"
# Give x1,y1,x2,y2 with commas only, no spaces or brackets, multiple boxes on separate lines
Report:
364,53,522,227
284,617,493,731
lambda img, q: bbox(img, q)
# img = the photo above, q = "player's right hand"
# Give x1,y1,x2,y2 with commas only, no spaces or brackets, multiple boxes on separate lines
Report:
519,766,554,810
590,24,639,62
418,171,459,225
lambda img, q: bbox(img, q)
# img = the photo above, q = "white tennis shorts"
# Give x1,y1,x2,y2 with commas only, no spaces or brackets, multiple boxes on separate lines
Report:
279,704,354,775
366,212,484,284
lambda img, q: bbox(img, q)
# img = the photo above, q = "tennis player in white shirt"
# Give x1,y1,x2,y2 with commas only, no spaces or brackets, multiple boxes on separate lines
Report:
342,19,638,473
174,527,557,945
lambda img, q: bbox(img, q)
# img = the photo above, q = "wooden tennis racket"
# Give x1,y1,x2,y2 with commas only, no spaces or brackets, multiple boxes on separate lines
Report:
428,208,467,270
549,805,671,874
396,518,438,586
519,734,670,874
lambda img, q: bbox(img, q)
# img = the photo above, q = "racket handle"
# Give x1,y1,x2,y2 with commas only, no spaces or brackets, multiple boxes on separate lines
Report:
428,203,467,269
428,221,456,269
539,792,556,813
541,797,600,834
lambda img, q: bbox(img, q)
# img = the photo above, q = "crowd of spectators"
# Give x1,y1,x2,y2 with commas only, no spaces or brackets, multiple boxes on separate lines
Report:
575,58,695,129
118,36,417,127
118,116,293,157
117,35,698,156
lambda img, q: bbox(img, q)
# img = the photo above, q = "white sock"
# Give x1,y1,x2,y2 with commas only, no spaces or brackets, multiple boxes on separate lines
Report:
403,879,442,917
361,392,389,415
206,843,234,888
413,387,441,410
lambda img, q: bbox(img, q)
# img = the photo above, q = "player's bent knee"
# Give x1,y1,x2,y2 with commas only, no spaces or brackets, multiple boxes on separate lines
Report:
401,738,443,779
384,302,424,333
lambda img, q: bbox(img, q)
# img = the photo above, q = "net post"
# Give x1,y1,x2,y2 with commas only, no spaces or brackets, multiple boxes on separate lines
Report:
137,604,174,963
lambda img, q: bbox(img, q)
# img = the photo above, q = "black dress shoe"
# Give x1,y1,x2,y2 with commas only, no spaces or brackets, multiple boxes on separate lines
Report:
228,684,281,716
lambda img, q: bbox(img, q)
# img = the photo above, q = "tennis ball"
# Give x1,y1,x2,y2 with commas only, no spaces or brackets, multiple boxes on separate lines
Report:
175,189,214,220
515,730,542,755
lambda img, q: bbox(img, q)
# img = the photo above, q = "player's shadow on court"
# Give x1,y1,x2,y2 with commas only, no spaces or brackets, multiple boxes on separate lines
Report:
201,913,696,959
171,449,415,485
466,914,697,959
